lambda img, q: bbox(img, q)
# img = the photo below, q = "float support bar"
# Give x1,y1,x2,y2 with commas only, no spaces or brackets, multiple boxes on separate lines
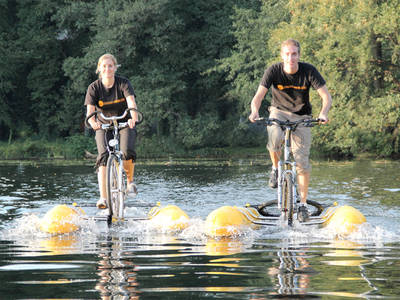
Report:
242,208,260,219
82,216,149,221
254,216,280,221
298,218,326,226
251,217,325,226
235,207,257,222
251,220,280,226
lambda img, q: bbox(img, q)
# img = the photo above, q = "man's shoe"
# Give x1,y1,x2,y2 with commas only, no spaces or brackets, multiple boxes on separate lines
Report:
96,198,107,209
268,169,278,188
297,205,309,222
126,182,138,195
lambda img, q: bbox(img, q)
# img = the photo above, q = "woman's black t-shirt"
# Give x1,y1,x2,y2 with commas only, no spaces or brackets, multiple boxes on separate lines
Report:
260,62,326,115
85,75,136,122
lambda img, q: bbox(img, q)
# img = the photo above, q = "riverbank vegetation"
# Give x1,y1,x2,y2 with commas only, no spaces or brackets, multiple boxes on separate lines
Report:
1,0,399,160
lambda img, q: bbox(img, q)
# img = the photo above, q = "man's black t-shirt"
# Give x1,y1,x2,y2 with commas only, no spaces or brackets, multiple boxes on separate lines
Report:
260,62,326,115
85,75,136,122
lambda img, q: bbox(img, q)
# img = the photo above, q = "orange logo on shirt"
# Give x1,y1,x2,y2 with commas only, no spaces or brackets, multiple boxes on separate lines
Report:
277,85,307,90
98,98,126,107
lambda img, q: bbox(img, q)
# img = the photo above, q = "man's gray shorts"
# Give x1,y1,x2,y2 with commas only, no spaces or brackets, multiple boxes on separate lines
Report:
267,107,312,174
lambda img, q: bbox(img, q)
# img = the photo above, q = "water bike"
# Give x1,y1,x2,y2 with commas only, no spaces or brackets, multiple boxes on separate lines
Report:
204,118,366,237
85,108,144,226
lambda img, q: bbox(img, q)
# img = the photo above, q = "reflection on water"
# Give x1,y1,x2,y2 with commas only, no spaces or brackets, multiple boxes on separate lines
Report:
267,246,312,296
0,160,400,298
95,236,140,299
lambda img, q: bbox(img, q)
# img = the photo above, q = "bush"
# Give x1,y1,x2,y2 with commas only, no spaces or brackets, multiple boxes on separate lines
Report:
0,138,64,159
64,135,96,159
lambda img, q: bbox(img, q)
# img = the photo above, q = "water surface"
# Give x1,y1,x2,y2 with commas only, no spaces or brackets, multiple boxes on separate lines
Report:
0,160,400,299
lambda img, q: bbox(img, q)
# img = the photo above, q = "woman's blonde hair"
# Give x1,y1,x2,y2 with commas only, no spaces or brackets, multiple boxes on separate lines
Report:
96,53,120,78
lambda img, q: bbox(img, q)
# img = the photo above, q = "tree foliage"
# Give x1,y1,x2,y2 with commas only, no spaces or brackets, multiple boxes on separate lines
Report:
0,0,399,157
220,0,400,158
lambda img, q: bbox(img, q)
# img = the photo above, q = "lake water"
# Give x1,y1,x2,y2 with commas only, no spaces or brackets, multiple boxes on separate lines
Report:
1,159,400,299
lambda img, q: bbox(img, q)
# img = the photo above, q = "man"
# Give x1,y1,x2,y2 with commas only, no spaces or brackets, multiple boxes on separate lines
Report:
248,39,332,222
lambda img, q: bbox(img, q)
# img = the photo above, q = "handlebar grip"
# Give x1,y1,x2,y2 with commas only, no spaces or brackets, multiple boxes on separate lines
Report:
255,117,273,126
128,108,144,125
85,111,99,129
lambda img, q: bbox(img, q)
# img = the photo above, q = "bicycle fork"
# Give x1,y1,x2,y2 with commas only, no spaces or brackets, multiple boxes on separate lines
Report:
277,127,298,212
277,161,297,211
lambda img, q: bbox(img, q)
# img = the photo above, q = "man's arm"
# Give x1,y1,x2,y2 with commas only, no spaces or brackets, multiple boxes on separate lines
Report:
249,85,268,123
316,85,332,124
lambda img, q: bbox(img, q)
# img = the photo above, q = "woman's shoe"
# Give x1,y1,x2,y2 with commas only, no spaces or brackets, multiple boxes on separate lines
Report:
126,182,138,195
96,198,107,209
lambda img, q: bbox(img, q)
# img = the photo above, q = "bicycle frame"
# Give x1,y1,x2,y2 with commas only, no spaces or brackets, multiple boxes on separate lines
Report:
104,120,126,220
277,123,298,212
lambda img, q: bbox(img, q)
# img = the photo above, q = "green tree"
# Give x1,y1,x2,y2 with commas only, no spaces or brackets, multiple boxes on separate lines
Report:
272,0,400,157
218,0,288,116
61,0,255,149
221,0,400,157
0,0,19,140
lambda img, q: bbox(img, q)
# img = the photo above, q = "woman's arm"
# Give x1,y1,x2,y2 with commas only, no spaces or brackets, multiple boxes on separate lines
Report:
126,95,138,128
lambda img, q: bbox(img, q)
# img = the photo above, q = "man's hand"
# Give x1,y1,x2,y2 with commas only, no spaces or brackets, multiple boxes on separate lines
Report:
318,112,329,124
249,111,260,123
316,85,332,125
249,85,268,123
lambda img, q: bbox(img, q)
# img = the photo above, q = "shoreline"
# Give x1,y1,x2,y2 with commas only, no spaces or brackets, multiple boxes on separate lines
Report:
0,153,395,167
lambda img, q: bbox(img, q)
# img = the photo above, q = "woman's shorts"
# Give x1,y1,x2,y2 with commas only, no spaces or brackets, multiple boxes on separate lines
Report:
95,126,137,169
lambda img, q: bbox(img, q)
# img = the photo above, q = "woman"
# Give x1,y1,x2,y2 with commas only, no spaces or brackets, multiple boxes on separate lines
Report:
85,53,139,209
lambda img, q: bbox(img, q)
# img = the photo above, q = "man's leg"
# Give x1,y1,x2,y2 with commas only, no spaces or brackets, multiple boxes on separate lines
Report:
267,109,284,189
269,150,280,169
289,113,312,222
268,150,280,188
297,172,310,205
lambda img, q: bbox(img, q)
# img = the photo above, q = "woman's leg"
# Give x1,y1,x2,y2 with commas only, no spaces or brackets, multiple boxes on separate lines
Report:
123,159,134,183
95,129,109,206
98,165,107,199
120,127,137,184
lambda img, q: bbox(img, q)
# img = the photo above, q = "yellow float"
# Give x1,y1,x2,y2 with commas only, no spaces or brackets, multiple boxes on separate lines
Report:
40,204,85,234
204,206,256,237
148,204,190,231
39,201,366,238
323,205,366,236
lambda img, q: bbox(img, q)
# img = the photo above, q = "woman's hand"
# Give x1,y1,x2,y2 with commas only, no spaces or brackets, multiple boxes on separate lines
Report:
89,119,101,130
128,118,136,129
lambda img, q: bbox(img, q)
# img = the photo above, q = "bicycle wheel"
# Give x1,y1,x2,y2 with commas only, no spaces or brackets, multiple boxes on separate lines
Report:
281,172,294,226
106,154,120,225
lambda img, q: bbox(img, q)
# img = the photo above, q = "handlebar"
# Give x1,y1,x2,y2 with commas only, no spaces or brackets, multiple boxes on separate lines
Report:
255,117,322,128
85,107,144,130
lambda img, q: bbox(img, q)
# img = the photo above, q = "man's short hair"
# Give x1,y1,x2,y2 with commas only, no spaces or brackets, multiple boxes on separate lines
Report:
281,39,301,53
